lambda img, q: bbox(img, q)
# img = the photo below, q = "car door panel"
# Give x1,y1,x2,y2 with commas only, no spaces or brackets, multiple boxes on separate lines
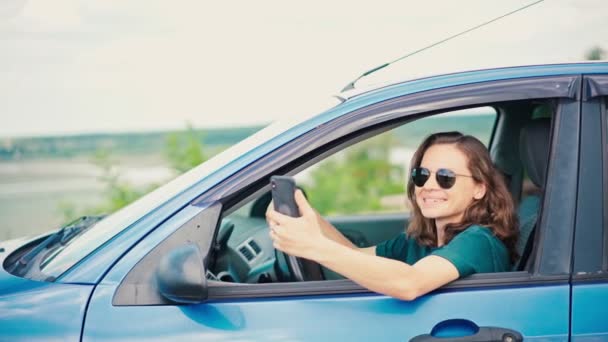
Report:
571,283,608,341
83,281,569,341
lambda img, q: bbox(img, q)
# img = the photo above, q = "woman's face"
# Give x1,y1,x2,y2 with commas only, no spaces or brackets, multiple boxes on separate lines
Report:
414,143,486,228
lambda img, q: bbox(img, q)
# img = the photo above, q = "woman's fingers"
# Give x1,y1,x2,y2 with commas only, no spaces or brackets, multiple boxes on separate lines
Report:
269,226,279,238
294,189,315,217
266,208,293,225
270,230,283,251
265,200,274,216
270,226,290,253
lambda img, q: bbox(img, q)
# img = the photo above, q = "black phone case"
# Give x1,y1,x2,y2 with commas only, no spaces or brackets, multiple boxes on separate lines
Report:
270,176,300,217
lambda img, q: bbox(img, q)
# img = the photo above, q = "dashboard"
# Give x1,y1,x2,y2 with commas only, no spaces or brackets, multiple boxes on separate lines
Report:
209,216,277,283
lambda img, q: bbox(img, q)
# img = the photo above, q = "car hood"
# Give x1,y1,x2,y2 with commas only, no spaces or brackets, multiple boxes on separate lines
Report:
0,235,95,342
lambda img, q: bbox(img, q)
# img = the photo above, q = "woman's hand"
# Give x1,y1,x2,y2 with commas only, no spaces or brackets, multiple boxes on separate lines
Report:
266,189,330,261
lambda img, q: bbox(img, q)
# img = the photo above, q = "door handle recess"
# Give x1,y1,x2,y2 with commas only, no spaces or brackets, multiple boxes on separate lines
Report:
410,319,523,342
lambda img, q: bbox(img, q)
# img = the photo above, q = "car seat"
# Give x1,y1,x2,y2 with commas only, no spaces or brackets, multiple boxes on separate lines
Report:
514,118,550,271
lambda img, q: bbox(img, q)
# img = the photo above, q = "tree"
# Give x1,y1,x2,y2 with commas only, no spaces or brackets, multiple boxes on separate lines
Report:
305,133,404,215
58,122,210,223
585,46,606,60
165,123,207,173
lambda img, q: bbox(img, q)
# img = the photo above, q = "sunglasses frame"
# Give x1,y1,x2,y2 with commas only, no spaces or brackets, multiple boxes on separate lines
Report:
410,167,473,189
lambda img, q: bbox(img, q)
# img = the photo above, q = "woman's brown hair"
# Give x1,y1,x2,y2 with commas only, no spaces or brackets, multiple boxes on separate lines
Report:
406,131,520,264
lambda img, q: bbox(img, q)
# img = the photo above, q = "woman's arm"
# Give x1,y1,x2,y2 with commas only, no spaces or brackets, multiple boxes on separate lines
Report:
317,216,377,255
267,196,360,250
316,241,459,300
315,213,359,250
267,190,459,301
314,210,378,256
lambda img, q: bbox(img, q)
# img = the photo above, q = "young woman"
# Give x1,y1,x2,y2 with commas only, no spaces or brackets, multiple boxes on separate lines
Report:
266,131,519,301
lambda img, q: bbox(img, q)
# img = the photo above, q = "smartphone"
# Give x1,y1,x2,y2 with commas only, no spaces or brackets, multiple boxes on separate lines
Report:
270,175,300,217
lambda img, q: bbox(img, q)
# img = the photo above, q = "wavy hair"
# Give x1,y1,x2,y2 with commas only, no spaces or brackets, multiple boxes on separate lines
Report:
406,132,519,264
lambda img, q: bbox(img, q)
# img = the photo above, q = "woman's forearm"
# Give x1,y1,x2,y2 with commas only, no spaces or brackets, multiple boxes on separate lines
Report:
316,214,358,250
267,189,459,301
314,239,422,300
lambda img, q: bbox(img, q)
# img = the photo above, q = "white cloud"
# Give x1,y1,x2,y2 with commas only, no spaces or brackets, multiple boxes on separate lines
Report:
8,0,83,32
0,0,606,137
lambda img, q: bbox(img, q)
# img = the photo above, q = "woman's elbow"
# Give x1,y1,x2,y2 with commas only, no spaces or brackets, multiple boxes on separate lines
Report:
390,283,422,301
394,291,417,301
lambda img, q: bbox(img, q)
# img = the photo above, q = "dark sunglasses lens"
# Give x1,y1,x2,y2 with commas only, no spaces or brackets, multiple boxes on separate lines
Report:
411,167,430,187
436,169,456,189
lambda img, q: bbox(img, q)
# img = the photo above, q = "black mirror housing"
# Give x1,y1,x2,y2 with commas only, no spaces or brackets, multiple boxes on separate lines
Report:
156,243,208,304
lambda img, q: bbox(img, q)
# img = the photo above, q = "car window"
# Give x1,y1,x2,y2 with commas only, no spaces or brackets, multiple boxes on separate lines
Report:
212,106,497,284
203,77,578,291
294,107,497,217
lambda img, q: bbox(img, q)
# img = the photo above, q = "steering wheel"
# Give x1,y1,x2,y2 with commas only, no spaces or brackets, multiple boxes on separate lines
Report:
274,248,325,282
250,190,324,282
274,250,306,281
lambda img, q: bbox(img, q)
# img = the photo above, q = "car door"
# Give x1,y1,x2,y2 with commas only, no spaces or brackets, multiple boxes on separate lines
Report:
570,74,608,341
82,74,580,341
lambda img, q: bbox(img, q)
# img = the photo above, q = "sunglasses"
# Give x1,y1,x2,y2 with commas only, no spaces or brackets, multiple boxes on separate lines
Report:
410,167,473,189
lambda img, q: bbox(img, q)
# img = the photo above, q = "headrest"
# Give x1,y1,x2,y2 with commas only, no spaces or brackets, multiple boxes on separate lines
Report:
250,187,308,218
250,191,272,218
519,118,551,188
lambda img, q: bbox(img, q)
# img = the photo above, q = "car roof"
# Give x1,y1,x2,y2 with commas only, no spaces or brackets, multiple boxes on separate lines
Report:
337,61,608,101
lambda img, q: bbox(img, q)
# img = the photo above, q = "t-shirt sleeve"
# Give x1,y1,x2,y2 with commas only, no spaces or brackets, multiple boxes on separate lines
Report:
431,228,495,278
375,233,408,262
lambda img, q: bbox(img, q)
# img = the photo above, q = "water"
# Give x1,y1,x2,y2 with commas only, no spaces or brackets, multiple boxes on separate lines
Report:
0,158,174,241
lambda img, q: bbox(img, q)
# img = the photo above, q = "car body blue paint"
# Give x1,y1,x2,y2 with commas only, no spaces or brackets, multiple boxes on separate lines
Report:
0,240,93,342
2,62,608,341
571,282,608,340
61,62,608,286
339,62,607,110
83,283,569,341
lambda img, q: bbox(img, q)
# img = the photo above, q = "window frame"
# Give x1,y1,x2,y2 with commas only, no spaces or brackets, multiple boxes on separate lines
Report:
604,97,608,272
113,75,582,305
586,75,608,273
192,75,580,298
571,77,604,276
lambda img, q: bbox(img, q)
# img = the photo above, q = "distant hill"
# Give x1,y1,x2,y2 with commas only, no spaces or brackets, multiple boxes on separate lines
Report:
394,113,495,146
0,113,495,161
0,126,266,160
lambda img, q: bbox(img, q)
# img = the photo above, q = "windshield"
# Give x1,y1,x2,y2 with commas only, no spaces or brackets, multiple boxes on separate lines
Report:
35,96,340,280
6,215,104,281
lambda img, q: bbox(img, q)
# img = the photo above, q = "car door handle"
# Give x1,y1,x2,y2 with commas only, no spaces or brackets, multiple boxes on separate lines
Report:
410,319,523,342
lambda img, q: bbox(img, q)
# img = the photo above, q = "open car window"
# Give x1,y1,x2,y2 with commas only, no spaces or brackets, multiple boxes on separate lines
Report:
211,106,501,284
294,107,497,217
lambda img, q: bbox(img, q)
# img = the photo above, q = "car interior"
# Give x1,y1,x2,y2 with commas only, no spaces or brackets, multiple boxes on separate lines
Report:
207,99,554,285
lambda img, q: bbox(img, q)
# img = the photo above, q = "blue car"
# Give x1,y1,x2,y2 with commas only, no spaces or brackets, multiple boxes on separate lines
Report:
2,62,608,341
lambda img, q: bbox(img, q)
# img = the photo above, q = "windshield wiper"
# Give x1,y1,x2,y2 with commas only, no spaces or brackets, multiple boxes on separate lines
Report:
8,215,105,277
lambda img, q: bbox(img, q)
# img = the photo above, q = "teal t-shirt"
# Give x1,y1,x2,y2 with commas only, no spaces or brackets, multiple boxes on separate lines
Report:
375,225,510,278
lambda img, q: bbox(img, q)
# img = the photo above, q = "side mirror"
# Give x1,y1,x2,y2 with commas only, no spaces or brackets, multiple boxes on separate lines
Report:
155,243,208,304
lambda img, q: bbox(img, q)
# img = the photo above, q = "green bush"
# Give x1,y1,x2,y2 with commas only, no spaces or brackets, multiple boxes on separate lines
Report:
305,133,404,215
59,124,208,223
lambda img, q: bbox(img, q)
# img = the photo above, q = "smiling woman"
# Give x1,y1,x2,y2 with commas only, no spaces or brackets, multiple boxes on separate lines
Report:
266,131,519,300
407,133,519,260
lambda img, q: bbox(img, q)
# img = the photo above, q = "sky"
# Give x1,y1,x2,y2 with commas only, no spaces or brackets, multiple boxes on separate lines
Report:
0,0,606,138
